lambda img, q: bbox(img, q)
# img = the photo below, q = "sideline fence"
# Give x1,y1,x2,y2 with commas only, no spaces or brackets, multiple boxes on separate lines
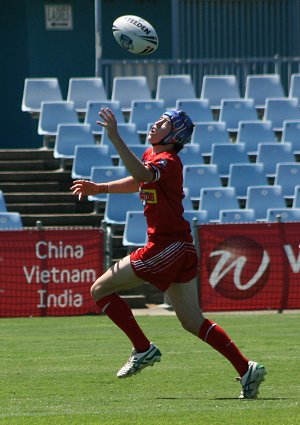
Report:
1,223,300,317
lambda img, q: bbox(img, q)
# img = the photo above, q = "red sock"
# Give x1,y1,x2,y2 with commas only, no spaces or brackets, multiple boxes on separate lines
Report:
96,294,150,353
199,319,249,377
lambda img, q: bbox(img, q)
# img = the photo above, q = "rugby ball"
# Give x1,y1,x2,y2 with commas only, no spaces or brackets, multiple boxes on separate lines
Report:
112,15,159,55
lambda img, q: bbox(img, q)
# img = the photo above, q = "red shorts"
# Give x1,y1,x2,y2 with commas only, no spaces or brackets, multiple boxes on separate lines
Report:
130,239,199,291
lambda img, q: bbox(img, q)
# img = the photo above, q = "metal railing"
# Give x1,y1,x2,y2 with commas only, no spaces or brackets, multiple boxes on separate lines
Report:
97,55,300,97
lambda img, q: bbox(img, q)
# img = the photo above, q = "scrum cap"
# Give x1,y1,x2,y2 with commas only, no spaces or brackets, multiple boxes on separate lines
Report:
159,110,194,147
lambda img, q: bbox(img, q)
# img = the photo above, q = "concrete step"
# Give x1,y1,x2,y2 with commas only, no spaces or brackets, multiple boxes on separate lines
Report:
21,213,104,227
0,159,60,171
0,182,61,192
4,192,77,203
0,148,55,161
8,203,77,214
0,170,72,182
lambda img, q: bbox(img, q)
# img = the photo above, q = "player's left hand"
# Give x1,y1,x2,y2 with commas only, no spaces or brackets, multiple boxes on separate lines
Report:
97,108,119,139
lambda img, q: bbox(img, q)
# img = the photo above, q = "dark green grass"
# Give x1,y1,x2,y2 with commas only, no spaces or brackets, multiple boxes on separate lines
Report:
0,313,299,424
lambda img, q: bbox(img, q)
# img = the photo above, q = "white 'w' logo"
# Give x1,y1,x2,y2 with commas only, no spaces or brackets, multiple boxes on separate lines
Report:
209,250,270,291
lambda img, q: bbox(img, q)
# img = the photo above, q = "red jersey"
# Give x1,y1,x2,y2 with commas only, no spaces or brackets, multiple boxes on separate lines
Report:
140,147,192,242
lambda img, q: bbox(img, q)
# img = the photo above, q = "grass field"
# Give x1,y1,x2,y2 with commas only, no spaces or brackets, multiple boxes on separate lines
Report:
0,312,299,425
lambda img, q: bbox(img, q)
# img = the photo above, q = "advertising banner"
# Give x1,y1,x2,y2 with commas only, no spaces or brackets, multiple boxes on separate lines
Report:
0,229,104,317
199,223,300,311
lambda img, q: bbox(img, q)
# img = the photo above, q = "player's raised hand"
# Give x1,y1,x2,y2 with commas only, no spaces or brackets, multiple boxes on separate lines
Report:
97,108,119,139
70,180,106,201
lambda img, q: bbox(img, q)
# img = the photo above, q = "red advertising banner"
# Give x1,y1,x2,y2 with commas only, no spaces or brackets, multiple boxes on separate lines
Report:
199,222,300,311
0,229,104,317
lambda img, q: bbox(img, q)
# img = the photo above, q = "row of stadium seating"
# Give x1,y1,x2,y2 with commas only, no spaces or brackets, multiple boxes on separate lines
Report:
22,73,300,115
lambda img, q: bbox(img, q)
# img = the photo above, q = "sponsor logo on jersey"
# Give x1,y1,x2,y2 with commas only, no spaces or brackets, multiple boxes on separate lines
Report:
140,189,157,204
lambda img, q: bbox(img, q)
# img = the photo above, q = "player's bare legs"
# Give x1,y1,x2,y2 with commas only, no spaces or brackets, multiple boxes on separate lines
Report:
91,256,161,377
167,279,266,398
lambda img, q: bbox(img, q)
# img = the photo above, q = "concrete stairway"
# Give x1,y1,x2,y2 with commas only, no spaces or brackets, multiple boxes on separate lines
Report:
0,148,104,227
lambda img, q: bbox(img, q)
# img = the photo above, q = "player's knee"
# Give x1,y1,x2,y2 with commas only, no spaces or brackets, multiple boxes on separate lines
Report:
90,279,104,300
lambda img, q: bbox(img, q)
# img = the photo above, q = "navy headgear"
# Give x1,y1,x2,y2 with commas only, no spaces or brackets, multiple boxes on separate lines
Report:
158,110,194,148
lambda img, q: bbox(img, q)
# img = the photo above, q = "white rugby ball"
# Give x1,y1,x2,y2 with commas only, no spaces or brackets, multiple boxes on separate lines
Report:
112,15,159,55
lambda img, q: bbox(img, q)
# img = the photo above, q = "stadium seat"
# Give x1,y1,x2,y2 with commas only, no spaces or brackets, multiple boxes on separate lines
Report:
200,187,239,222
0,212,23,230
182,187,194,210
288,73,300,103
292,185,300,208
245,185,286,221
210,143,249,178
191,122,230,158
122,211,147,247
84,100,125,136
218,98,258,133
236,120,276,156
104,193,143,225
281,120,300,155
266,207,300,223
183,164,222,200
228,163,267,202
244,74,285,110
256,142,295,178
128,100,165,134
66,77,107,114
175,99,213,123
183,210,209,225
156,74,196,109
88,166,129,205
263,97,300,133
101,123,141,161
0,191,7,212
71,145,111,179
53,124,95,165
218,208,256,223
273,162,300,199
111,76,152,112
21,78,63,115
179,144,203,166
37,101,79,147
200,75,241,111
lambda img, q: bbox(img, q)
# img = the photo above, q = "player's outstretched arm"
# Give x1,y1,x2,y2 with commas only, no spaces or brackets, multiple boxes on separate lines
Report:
71,176,139,200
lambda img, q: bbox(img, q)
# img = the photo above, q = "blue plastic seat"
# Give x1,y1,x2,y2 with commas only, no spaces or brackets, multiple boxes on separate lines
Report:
38,101,79,147
292,185,300,207
256,142,295,178
199,187,239,222
200,75,241,111
183,164,222,200
111,76,152,112
228,163,267,201
122,211,147,247
210,143,249,178
182,187,194,210
281,120,300,155
0,212,23,229
88,166,129,204
21,78,63,115
179,144,203,166
244,74,285,110
218,98,258,133
219,209,256,223
245,185,286,221
104,193,143,225
183,210,209,225
54,124,94,161
84,100,125,136
101,123,140,146
175,99,213,123
263,97,300,132
71,145,112,179
274,162,300,199
288,74,300,103
67,77,107,114
191,122,230,158
266,207,300,222
0,191,7,212
156,75,196,109
128,100,165,134
236,120,276,156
